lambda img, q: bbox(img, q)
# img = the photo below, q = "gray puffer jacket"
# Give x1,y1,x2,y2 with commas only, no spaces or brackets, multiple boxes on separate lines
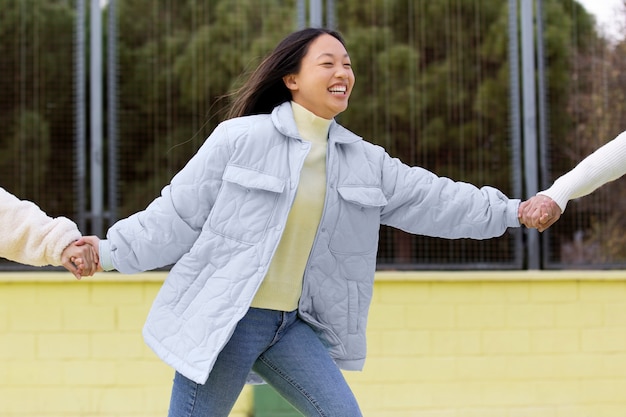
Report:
99,102,521,384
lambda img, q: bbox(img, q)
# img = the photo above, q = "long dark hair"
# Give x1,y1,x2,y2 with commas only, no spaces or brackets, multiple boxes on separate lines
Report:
225,27,346,120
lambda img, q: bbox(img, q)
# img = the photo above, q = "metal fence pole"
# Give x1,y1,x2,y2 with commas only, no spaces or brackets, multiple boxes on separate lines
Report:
297,0,306,29
75,0,87,233
309,0,322,27
535,0,550,268
326,0,336,30
508,0,524,268
108,0,118,227
90,0,103,236
536,0,549,190
521,0,540,269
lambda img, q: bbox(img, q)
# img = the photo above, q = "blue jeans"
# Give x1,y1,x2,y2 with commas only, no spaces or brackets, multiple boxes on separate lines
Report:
167,307,363,417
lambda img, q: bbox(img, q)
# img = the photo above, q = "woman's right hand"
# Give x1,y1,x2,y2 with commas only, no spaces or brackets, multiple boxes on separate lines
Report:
518,195,561,232
74,236,104,274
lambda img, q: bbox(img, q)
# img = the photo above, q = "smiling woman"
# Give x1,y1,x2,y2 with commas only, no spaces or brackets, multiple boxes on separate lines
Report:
75,26,526,417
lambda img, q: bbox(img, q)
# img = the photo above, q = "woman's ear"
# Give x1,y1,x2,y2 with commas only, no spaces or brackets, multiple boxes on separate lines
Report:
283,74,298,91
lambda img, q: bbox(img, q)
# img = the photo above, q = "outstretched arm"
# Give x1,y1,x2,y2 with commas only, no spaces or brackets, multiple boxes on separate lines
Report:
519,131,626,232
539,131,626,211
0,187,83,267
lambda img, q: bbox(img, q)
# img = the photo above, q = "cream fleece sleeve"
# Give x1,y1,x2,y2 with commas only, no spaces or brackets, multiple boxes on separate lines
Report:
0,187,81,266
538,131,626,212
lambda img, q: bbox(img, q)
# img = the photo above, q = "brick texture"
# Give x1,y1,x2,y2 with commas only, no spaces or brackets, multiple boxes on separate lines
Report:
2,270,626,416
345,271,626,416
0,273,252,417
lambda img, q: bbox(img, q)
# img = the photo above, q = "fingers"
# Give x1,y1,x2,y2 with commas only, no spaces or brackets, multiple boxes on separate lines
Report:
61,242,81,279
62,255,82,280
535,198,561,232
61,238,102,279
88,244,102,274
76,235,100,248
518,195,561,232
74,236,102,276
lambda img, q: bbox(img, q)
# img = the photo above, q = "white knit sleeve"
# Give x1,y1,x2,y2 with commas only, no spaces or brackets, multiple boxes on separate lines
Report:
538,131,626,212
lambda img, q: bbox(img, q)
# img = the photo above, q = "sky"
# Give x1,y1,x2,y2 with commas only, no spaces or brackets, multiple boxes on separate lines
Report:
576,0,625,41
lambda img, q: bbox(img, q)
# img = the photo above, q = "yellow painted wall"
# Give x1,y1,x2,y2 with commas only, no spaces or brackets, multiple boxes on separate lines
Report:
2,270,626,416
0,272,252,417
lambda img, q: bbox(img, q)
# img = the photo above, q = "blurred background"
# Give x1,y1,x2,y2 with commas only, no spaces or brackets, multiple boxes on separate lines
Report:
0,0,624,269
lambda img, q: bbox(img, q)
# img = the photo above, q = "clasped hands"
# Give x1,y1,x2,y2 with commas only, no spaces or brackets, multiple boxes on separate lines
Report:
60,236,102,279
518,195,562,232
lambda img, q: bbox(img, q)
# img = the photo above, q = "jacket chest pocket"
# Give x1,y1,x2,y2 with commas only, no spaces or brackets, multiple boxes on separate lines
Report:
208,165,285,245
329,186,387,255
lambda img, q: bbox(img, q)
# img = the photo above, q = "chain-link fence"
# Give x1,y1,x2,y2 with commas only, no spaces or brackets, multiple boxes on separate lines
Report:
1,0,624,271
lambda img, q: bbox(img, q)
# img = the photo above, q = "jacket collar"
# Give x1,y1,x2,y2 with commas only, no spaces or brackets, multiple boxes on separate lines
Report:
271,102,362,145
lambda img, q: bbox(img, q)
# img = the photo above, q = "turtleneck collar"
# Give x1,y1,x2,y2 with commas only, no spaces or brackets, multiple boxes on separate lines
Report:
290,101,332,143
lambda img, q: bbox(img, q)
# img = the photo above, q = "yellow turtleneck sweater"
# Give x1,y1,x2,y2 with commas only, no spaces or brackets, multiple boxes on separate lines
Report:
250,101,331,311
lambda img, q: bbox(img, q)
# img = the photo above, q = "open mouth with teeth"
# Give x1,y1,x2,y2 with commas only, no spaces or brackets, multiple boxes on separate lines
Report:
329,86,347,95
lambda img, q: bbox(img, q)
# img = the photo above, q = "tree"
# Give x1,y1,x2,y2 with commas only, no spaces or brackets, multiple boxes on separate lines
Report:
547,0,626,265
0,0,75,216
114,0,294,217
2,0,617,267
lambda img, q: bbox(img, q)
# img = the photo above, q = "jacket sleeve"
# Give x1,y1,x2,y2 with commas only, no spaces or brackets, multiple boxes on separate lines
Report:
538,130,626,212
379,152,520,239
0,187,81,266
101,122,233,273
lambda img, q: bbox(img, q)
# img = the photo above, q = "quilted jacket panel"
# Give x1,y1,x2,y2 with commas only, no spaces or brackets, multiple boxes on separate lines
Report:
101,102,521,383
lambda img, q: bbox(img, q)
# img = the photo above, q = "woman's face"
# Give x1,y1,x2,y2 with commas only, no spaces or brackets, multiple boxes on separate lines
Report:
283,34,355,119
